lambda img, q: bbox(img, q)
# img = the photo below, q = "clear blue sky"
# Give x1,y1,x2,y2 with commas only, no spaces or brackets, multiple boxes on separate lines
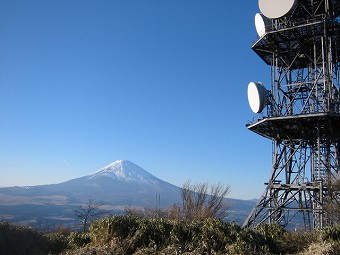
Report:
0,0,272,199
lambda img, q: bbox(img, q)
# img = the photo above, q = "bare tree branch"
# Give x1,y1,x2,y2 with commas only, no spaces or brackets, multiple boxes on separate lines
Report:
74,198,106,232
181,181,230,221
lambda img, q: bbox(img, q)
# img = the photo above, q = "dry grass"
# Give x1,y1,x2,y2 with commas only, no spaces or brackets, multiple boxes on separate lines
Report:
297,241,335,255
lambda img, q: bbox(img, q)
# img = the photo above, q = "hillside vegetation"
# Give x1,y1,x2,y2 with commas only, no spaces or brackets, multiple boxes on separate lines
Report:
2,217,340,255
2,181,340,254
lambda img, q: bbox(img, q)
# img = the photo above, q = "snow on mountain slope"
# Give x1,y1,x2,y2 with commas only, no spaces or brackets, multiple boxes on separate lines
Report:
89,160,160,184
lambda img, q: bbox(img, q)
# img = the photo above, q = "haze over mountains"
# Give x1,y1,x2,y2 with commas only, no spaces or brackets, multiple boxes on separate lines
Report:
0,160,255,229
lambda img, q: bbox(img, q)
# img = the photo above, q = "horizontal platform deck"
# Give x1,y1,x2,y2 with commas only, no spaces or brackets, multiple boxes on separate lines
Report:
247,113,340,141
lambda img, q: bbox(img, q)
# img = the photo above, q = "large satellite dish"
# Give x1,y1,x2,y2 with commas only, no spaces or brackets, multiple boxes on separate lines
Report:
247,82,267,113
255,13,271,37
259,0,297,19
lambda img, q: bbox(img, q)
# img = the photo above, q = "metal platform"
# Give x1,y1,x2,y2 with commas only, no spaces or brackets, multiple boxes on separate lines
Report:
247,113,340,141
252,20,340,68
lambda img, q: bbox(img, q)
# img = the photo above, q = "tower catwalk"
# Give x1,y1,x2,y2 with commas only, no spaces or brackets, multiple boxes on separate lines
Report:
244,0,340,230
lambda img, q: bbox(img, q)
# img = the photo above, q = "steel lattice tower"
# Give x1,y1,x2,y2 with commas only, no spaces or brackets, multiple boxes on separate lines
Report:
243,0,340,230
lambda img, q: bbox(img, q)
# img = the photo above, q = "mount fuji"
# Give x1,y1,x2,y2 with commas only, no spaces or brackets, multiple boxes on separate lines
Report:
0,160,181,207
0,160,182,228
0,160,255,229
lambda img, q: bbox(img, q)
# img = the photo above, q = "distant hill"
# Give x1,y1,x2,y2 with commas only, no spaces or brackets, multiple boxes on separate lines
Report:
0,160,255,229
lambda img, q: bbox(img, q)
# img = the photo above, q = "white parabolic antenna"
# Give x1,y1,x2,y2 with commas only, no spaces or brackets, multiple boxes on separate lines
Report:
255,13,271,37
259,0,297,19
248,82,267,113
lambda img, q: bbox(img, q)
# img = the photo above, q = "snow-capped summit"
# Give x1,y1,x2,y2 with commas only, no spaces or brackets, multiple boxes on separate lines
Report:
89,160,159,184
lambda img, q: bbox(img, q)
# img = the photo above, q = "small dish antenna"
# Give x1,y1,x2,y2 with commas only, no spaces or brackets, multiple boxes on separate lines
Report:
247,82,267,113
259,0,297,19
255,13,271,37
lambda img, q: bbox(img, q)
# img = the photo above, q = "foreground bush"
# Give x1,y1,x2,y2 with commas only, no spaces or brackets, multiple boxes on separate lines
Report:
88,215,340,255
0,221,93,255
89,216,290,254
3,217,340,254
0,221,63,254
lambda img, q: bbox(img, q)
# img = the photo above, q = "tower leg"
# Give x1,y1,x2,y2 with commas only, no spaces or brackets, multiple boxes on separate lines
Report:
243,140,327,230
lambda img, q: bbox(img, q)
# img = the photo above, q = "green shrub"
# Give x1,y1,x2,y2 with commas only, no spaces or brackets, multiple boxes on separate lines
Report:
320,225,340,242
0,221,52,255
88,216,288,254
280,230,317,254
90,215,140,246
118,218,172,254
83,215,340,254
68,231,91,248
199,218,230,253
45,231,69,254
169,220,201,252
253,223,286,254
